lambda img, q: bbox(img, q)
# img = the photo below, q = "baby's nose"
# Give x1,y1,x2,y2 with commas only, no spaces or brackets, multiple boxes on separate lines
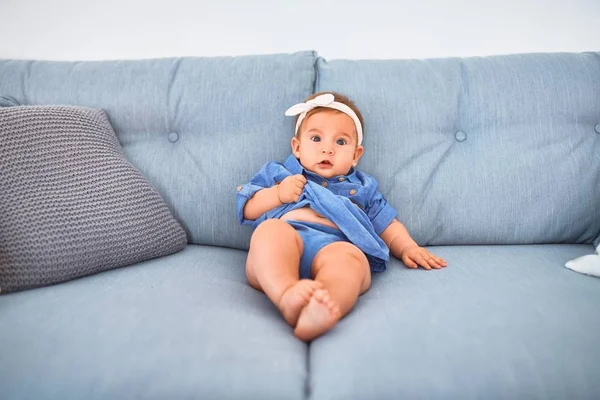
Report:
321,148,334,155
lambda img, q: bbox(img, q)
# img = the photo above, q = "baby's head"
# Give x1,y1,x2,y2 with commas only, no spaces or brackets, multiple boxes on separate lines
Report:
286,92,364,178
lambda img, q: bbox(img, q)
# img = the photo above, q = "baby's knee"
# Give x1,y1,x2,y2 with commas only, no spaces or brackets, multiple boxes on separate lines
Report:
332,242,369,268
345,244,369,267
253,218,290,236
314,242,369,275
250,219,300,247
339,247,371,293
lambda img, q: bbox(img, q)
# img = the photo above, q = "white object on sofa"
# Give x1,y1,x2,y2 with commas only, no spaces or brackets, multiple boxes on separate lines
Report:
565,243,600,278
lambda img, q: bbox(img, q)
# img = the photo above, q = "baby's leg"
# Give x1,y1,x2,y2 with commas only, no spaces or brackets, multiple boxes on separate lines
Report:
246,219,322,327
294,242,371,341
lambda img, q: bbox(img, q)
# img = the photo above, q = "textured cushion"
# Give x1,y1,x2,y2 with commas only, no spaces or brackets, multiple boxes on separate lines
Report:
0,52,317,250
316,52,600,246
309,244,600,399
0,245,307,400
0,105,187,293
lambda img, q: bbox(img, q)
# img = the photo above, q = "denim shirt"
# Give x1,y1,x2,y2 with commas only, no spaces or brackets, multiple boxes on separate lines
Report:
236,154,398,272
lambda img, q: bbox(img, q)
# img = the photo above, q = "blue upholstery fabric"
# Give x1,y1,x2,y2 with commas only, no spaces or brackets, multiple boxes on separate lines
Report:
1,51,599,400
0,94,19,106
316,53,600,246
0,52,317,250
0,246,307,400
309,244,600,400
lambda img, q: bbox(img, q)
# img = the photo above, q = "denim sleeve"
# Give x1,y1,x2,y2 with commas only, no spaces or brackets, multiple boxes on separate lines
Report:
366,180,398,235
236,161,289,225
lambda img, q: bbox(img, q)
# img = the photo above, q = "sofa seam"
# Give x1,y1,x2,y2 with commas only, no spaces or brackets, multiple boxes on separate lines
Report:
304,341,312,400
312,52,320,95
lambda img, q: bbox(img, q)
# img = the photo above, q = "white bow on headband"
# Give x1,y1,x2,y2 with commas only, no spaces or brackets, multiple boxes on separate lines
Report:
285,93,363,145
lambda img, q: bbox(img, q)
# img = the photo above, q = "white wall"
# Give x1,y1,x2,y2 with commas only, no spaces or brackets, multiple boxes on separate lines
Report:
1,0,599,61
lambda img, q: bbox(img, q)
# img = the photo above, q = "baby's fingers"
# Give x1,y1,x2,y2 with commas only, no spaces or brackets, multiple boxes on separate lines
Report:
424,252,447,268
435,256,448,267
294,174,307,184
415,254,432,270
403,253,425,269
294,179,306,189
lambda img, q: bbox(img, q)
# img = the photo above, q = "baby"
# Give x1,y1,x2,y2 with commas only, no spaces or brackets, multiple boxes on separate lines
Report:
236,92,447,341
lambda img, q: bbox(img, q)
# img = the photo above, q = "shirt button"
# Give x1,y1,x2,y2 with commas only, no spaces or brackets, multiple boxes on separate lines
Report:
349,189,356,195
237,185,242,192
322,181,328,188
338,177,345,182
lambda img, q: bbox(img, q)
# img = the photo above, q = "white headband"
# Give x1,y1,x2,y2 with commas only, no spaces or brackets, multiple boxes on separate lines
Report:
284,93,363,145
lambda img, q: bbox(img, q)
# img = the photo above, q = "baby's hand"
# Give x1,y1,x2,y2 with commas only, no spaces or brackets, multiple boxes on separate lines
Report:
401,245,447,270
277,174,306,203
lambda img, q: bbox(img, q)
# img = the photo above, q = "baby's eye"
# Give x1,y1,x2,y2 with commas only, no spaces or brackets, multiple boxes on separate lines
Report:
336,139,347,145
310,135,321,142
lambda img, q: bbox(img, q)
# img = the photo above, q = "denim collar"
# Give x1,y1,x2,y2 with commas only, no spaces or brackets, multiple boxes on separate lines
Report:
283,154,361,184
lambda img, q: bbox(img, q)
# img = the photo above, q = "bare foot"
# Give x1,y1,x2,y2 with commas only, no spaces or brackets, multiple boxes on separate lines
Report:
279,279,323,327
294,289,341,342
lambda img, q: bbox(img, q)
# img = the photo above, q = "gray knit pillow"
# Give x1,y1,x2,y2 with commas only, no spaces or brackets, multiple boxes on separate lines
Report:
0,105,187,294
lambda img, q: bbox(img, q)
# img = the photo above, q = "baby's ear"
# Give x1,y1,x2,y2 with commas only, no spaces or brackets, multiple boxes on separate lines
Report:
353,145,364,166
291,136,301,157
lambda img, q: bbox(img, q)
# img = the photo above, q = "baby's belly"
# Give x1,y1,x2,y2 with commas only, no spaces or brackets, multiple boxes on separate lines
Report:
281,206,339,229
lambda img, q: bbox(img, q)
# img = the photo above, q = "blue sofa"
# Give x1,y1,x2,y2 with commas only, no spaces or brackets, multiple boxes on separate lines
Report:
1,51,599,399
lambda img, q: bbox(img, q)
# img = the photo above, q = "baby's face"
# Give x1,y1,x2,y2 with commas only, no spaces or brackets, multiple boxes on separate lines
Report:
291,110,363,178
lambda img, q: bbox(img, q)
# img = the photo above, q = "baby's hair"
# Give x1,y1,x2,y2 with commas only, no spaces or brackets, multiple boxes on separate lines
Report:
297,91,365,141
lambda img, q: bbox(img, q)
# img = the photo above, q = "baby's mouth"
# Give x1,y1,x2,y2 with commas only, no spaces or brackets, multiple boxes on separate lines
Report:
318,160,332,167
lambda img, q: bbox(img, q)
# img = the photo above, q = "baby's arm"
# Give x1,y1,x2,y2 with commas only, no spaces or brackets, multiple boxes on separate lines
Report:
243,174,306,220
380,220,447,270
380,219,418,258
243,186,283,221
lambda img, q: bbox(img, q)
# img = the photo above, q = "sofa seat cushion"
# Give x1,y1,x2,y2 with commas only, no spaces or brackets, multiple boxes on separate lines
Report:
309,244,600,400
0,245,307,400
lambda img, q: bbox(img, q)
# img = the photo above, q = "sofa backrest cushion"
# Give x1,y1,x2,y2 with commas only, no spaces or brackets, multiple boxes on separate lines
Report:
0,52,317,249
316,53,600,245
